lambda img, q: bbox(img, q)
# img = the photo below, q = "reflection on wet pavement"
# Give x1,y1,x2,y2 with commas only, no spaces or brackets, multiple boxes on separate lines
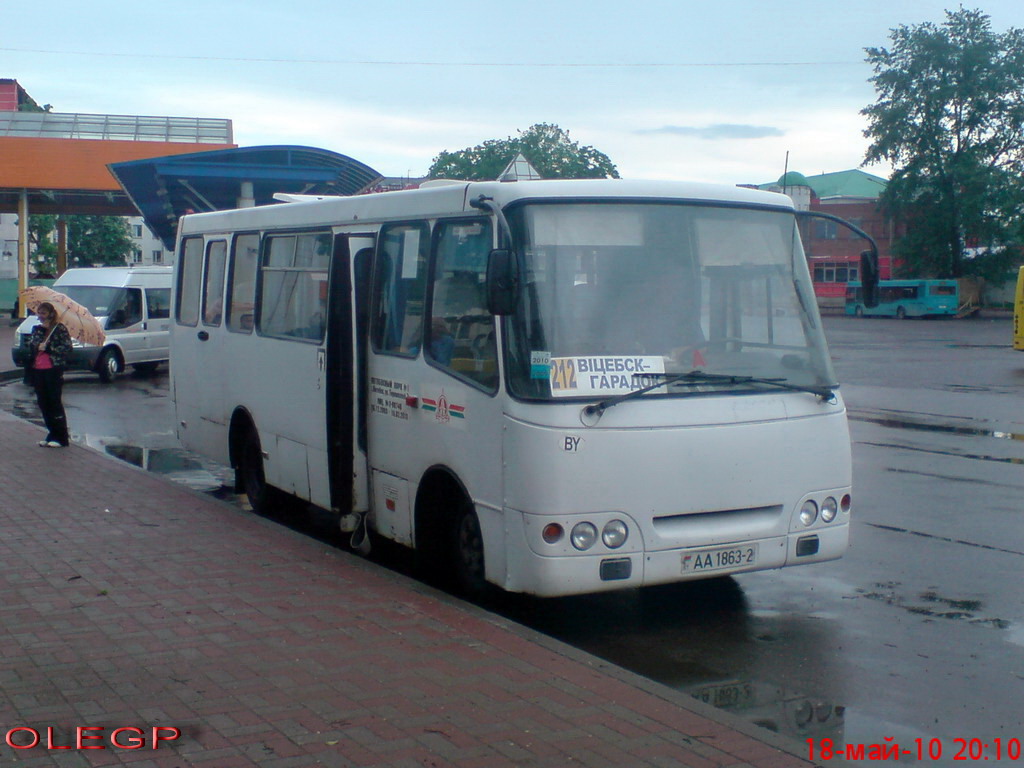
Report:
102,444,233,493
689,679,843,744
483,578,847,746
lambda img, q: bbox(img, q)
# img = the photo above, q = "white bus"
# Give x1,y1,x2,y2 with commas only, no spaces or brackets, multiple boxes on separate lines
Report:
172,179,869,598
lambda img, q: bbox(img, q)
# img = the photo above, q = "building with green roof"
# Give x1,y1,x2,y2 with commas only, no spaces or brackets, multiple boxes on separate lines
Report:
759,169,887,200
759,169,898,310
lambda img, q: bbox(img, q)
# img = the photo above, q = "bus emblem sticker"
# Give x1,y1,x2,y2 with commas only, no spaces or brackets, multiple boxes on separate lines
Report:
422,391,465,424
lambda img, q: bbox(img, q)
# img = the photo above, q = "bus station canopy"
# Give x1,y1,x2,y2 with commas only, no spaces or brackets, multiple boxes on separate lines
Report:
109,145,383,250
0,110,236,218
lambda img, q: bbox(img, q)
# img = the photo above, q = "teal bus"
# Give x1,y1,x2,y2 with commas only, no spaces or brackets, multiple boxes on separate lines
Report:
845,279,958,319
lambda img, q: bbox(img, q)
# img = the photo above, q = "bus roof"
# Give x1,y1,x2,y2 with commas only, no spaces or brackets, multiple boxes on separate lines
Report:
178,179,795,235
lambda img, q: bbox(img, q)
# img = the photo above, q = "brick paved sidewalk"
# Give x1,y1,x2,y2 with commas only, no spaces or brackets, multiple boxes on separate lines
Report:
0,409,813,767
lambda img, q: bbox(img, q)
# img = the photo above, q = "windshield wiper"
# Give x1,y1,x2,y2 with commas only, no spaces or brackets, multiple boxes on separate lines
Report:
582,372,697,418
582,370,835,419
661,370,835,399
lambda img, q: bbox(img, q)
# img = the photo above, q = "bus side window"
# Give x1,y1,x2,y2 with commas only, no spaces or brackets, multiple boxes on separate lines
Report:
227,233,259,334
260,232,331,341
202,240,227,326
427,219,497,389
176,237,204,327
371,223,429,356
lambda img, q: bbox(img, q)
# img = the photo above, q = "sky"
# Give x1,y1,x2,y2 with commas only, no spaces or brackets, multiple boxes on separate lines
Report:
4,1,1024,187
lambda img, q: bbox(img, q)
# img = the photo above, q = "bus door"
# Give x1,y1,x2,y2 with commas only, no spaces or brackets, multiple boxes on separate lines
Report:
366,219,502,549
323,232,371,517
194,239,228,431
173,236,228,453
253,231,333,505
365,222,430,544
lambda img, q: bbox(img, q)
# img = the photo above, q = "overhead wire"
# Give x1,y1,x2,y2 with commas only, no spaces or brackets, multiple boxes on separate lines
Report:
0,46,860,69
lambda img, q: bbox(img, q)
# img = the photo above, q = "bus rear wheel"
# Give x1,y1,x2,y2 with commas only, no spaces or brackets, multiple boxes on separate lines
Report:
896,306,907,319
855,305,864,317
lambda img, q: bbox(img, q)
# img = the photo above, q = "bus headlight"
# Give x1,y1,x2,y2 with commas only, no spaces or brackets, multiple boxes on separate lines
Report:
821,497,838,523
602,520,628,549
571,522,598,551
799,500,818,526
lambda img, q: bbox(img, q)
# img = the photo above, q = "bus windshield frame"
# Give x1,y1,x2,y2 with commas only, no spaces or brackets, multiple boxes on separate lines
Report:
502,200,836,402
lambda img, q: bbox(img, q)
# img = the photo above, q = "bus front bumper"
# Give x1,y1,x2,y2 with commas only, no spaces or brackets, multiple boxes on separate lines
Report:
501,523,849,597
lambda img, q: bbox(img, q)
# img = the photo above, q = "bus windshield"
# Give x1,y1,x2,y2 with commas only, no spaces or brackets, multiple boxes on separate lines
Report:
505,202,836,400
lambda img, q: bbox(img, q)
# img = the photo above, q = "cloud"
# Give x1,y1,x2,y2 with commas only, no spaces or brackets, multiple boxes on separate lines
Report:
637,123,785,140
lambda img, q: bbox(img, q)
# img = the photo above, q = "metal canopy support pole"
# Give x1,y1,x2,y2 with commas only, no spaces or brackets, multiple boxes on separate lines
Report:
237,180,255,208
17,191,29,317
57,217,67,275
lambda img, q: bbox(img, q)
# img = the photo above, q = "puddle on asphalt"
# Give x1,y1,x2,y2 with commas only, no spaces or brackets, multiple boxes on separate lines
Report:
856,581,1011,630
865,522,1024,557
858,440,1024,466
101,443,233,493
849,411,1024,441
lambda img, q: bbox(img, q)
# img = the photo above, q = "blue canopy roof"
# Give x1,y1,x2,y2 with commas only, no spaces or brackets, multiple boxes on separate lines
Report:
109,145,382,249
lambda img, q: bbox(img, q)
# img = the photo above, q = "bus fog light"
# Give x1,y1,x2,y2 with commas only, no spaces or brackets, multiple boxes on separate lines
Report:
542,523,564,544
799,500,818,526
602,520,628,549
821,497,838,523
570,522,598,551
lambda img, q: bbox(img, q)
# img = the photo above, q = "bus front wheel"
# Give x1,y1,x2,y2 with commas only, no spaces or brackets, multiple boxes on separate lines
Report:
454,502,487,597
896,306,907,319
855,305,864,317
241,428,272,514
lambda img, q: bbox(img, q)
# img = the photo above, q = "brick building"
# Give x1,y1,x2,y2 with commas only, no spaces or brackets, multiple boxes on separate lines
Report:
760,170,902,312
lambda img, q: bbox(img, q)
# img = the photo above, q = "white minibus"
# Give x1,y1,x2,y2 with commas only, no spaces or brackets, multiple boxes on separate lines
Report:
172,179,875,597
13,266,173,382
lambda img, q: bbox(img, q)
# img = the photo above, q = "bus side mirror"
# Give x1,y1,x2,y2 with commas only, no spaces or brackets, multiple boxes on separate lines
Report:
486,248,520,316
860,249,880,308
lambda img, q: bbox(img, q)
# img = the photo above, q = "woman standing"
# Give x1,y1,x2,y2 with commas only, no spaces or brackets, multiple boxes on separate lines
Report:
27,301,73,448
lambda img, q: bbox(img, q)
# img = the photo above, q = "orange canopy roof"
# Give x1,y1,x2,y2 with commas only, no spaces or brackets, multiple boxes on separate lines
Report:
0,136,236,191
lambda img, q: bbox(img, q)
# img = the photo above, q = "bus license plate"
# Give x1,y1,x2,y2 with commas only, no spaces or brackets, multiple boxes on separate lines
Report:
681,544,758,574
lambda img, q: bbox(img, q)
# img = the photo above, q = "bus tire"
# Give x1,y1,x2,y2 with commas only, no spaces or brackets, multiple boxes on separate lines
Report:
855,305,864,317
896,306,907,319
453,501,487,598
240,428,273,515
97,348,122,383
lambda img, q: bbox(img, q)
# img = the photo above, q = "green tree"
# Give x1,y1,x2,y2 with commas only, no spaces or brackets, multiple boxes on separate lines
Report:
429,123,620,180
862,8,1024,281
25,215,135,275
28,214,60,276
67,216,135,268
